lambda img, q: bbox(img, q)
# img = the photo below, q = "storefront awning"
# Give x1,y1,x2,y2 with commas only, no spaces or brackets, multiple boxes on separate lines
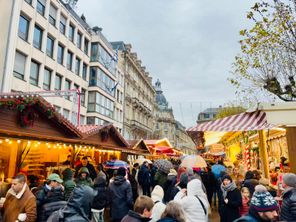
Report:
187,111,275,132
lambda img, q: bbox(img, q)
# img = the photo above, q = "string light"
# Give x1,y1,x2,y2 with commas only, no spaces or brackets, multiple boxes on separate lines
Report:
5,139,9,143
17,140,21,144
0,140,2,144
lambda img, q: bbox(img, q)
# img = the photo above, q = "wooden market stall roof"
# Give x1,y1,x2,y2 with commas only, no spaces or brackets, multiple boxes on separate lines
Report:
127,139,151,155
0,95,128,150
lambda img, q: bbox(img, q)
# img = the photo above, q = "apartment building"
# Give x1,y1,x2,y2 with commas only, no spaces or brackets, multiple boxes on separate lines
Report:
0,0,123,130
111,41,156,139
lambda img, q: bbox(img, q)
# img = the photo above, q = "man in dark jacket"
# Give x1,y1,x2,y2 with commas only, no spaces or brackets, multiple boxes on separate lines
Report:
75,156,97,180
280,173,296,222
138,161,151,196
242,171,259,197
121,195,154,222
47,185,94,222
62,168,76,201
234,185,278,222
109,167,133,222
35,173,65,222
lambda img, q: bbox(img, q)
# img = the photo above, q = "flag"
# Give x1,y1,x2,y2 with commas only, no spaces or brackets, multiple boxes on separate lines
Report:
111,82,119,92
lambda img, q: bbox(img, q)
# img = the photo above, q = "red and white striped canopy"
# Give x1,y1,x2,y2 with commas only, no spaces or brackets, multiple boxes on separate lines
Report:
187,111,275,132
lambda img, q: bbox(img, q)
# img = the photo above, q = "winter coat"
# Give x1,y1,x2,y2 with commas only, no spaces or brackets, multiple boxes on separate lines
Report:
174,179,209,222
92,177,110,210
35,184,64,221
154,171,168,189
242,179,259,197
109,175,133,220
157,218,179,222
220,186,242,222
62,168,76,201
75,167,93,187
234,208,267,222
138,164,151,187
163,175,177,203
121,210,151,222
2,184,37,222
280,187,296,222
46,185,94,222
151,185,166,222
75,163,97,180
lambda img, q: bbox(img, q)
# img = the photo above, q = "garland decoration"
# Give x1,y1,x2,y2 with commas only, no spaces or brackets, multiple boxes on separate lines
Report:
0,97,55,127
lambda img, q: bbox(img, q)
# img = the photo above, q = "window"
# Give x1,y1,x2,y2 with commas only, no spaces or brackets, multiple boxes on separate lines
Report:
59,14,66,35
81,88,86,106
87,92,114,118
25,0,32,5
63,109,70,120
57,44,64,65
84,39,89,55
30,61,39,86
46,35,54,58
36,0,46,16
74,84,79,90
89,67,115,97
82,63,87,80
91,43,116,74
49,4,57,26
68,23,75,42
76,32,82,49
43,68,51,90
75,57,80,75
18,15,29,41
54,105,61,113
13,51,26,80
65,79,71,100
33,25,43,50
80,115,85,125
67,51,73,70
55,74,62,90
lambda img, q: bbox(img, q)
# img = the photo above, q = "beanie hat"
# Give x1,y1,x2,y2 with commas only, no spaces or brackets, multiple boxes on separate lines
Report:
283,173,296,188
79,167,89,175
179,172,189,188
250,185,278,212
222,174,233,183
168,169,177,176
117,167,126,177
151,185,164,202
62,168,73,181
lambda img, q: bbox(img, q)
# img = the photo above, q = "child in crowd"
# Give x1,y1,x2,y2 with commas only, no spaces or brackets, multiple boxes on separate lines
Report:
239,187,250,216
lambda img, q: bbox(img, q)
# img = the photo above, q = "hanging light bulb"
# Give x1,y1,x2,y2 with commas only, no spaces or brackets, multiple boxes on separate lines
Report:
0,140,3,144
5,139,9,143
17,140,21,144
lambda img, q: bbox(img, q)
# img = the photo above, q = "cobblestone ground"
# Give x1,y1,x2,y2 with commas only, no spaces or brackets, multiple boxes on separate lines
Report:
209,206,220,222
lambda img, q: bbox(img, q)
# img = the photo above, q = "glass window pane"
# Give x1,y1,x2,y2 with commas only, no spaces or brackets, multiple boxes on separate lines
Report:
37,0,46,16
57,44,64,65
33,25,43,49
84,39,89,55
30,61,39,86
46,36,54,58
43,68,51,90
77,32,82,48
69,24,74,42
55,74,62,90
59,14,66,34
18,15,29,41
75,57,80,75
13,51,26,79
49,4,57,26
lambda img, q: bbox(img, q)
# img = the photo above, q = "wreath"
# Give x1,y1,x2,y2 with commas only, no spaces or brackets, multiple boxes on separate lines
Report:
18,106,38,128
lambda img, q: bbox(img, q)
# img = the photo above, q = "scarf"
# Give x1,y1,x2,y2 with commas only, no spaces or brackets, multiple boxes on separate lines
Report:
221,181,237,199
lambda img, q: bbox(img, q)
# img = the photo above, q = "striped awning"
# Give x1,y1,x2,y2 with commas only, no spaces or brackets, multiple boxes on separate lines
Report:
187,111,275,132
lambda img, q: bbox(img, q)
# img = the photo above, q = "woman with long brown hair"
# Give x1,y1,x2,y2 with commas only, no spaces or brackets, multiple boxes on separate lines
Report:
157,201,186,222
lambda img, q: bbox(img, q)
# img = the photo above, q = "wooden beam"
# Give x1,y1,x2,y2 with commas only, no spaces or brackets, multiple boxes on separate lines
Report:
258,130,270,179
285,127,296,173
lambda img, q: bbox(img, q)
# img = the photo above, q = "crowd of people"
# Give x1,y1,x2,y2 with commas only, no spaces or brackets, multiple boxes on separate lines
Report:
0,156,295,222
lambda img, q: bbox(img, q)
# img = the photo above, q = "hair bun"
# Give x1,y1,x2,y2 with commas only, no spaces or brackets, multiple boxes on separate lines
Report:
255,185,267,192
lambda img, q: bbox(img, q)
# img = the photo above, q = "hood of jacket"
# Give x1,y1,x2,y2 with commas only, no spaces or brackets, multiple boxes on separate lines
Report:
151,185,164,202
94,176,106,188
79,167,90,175
66,185,94,219
187,179,204,196
157,218,178,222
113,175,126,185
63,168,74,181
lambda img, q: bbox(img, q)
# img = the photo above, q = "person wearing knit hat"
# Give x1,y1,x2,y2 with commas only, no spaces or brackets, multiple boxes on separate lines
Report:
220,174,242,222
280,173,296,221
164,169,178,203
234,185,278,222
150,185,166,222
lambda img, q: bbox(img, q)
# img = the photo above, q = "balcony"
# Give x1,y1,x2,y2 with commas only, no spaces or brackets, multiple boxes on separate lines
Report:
131,120,153,133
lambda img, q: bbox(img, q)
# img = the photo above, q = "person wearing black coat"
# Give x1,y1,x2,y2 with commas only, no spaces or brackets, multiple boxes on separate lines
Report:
138,162,151,196
242,171,259,197
109,167,133,222
280,173,296,222
163,169,177,203
220,174,242,222
200,166,216,207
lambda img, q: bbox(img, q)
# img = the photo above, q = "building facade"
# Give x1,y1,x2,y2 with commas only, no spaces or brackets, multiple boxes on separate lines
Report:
0,0,123,131
154,79,195,154
197,107,222,123
111,41,156,140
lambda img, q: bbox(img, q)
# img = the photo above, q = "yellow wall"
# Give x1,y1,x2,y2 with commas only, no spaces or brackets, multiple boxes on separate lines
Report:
228,143,241,163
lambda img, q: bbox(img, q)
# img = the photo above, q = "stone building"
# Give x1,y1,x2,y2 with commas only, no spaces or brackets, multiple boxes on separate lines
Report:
111,41,156,139
0,0,123,130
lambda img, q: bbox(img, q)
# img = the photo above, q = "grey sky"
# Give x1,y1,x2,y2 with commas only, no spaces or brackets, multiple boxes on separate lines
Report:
77,0,256,127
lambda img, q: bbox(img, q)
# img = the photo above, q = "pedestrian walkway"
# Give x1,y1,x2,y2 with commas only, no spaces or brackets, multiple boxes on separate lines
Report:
209,206,220,222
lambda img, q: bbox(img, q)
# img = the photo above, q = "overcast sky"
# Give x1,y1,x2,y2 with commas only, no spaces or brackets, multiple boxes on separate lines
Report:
77,0,256,127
